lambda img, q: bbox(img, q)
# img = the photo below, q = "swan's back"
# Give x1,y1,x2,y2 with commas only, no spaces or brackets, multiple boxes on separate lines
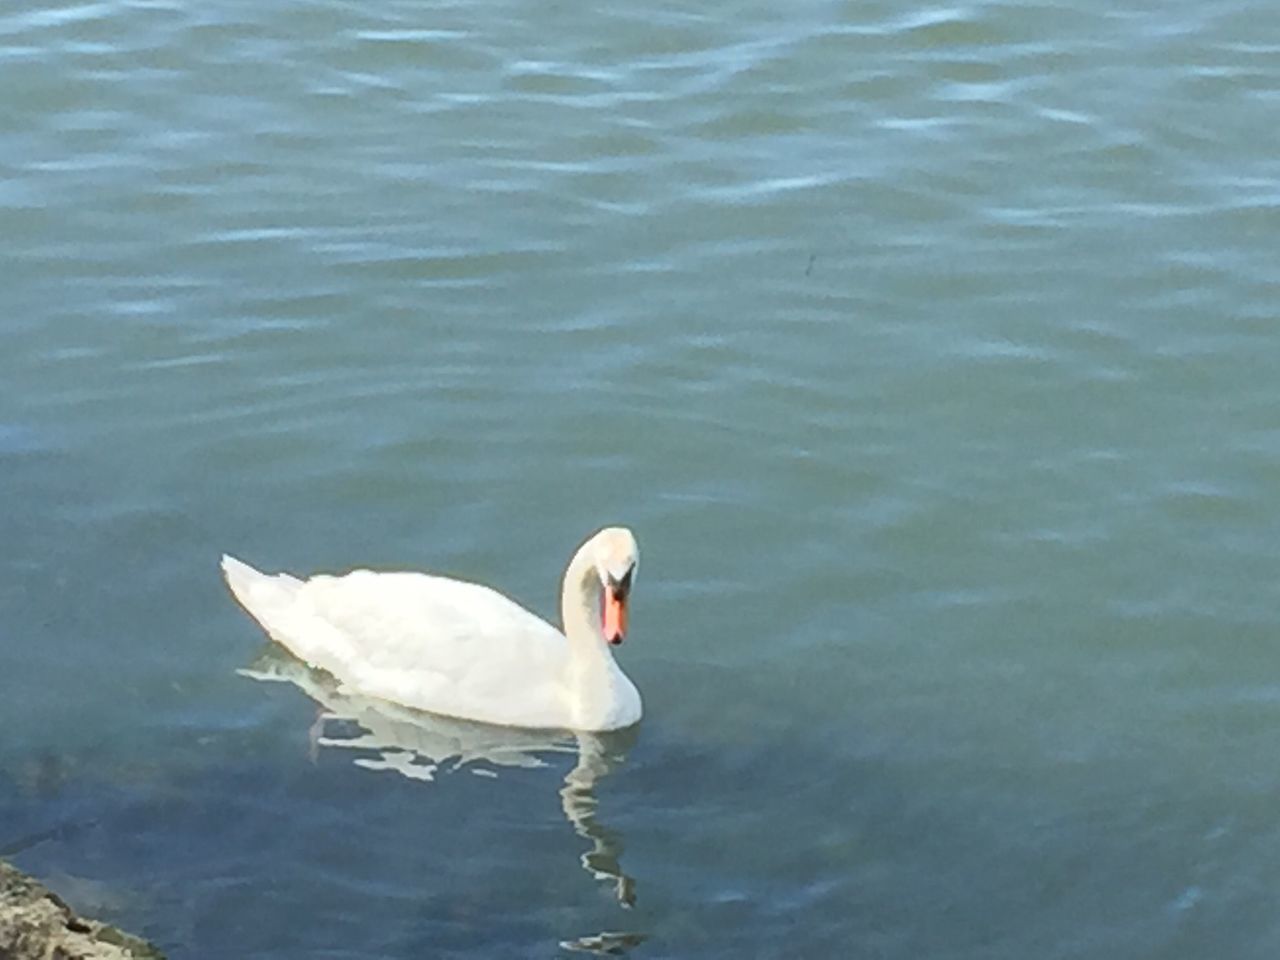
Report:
222,556,573,727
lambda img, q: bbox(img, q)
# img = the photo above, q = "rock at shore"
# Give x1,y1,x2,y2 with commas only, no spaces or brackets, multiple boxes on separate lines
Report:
0,859,164,960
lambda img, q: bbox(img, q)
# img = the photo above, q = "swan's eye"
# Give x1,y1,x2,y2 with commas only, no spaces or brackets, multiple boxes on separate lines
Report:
608,566,634,600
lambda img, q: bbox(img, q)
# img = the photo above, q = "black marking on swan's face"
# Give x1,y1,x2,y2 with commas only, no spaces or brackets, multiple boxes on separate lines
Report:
606,565,634,602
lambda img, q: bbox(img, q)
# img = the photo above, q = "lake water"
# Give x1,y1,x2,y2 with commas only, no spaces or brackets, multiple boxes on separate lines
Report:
3,0,1280,956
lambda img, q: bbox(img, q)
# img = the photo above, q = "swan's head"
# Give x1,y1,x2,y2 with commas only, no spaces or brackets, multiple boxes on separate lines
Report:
590,527,639,647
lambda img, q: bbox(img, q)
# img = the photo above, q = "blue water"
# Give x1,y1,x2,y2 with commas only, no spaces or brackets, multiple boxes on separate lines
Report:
4,0,1280,956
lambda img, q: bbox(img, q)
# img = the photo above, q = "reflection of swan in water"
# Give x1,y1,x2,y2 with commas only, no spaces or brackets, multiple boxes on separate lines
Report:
558,725,638,908
239,645,639,906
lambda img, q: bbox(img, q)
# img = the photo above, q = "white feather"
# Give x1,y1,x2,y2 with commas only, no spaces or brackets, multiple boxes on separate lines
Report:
219,528,642,731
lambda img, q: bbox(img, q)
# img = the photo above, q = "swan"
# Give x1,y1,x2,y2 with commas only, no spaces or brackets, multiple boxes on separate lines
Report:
220,526,642,732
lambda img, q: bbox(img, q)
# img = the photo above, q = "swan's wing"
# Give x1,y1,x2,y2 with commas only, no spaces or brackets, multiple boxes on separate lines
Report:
291,571,571,724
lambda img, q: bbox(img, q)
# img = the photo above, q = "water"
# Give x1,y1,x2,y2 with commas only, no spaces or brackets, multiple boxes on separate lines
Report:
3,0,1280,955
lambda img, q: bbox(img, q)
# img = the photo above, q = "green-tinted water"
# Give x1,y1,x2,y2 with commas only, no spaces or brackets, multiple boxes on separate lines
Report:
4,0,1280,955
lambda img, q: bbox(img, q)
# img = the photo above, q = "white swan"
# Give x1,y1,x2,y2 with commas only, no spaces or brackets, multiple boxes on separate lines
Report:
221,527,642,732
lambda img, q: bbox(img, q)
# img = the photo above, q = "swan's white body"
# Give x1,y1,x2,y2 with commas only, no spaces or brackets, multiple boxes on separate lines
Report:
221,527,642,732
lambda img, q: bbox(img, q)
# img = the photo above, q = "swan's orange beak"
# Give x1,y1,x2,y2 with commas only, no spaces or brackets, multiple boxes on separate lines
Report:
603,585,628,646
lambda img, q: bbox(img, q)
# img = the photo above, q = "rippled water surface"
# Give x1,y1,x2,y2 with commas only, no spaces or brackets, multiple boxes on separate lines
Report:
4,0,1280,956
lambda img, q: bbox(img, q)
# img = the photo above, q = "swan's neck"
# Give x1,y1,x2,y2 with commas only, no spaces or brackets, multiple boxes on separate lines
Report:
559,538,639,730
561,544,607,658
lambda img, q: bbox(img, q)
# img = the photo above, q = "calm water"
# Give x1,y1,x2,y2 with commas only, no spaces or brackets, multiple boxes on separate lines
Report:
4,0,1280,955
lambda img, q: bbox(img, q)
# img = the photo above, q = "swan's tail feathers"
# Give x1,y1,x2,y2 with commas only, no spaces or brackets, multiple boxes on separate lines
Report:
221,554,305,644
